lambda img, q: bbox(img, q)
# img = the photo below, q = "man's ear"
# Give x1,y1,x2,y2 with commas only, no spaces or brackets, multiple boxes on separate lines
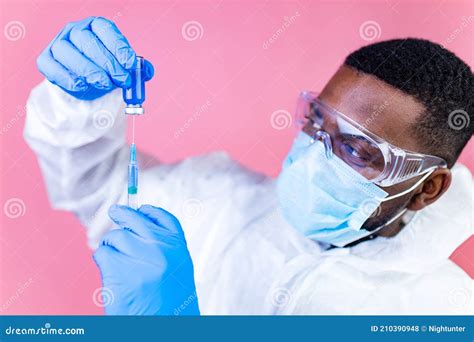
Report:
407,169,452,211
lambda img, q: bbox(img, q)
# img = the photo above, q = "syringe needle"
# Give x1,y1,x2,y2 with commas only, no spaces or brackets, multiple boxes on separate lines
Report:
128,143,138,209
132,115,136,144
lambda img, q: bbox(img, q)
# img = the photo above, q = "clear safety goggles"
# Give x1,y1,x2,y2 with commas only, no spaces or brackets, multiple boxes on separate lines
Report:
295,91,447,187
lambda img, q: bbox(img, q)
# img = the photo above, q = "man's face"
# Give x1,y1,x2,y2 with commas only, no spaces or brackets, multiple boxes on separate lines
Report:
318,65,427,232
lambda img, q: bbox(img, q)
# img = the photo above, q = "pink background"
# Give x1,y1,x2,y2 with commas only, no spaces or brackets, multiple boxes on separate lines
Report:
1,0,472,314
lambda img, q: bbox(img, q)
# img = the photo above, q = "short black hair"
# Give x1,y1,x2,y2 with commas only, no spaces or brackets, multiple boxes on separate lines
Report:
344,38,473,167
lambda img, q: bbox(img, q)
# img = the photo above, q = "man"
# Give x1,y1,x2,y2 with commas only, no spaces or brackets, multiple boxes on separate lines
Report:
25,17,473,315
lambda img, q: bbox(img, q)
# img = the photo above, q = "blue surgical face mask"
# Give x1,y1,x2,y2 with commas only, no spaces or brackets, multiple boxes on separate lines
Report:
277,132,423,247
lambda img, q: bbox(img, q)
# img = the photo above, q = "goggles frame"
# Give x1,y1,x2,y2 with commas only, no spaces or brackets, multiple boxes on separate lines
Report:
296,91,447,187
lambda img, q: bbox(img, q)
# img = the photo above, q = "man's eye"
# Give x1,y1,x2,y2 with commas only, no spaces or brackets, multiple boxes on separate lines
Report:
310,104,323,120
307,104,324,126
340,142,369,167
304,114,319,128
342,143,362,158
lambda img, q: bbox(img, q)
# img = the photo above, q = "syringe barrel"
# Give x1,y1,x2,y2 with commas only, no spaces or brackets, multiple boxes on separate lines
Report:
128,164,138,194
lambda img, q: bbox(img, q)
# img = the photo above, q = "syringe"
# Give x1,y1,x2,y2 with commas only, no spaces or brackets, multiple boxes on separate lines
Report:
123,56,147,209
128,143,138,209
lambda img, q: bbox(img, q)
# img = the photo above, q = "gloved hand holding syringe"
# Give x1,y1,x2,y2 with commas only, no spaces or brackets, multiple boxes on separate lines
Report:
123,56,146,209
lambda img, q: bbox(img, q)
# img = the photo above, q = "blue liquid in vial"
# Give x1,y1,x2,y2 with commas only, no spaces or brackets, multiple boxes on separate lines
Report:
123,56,146,114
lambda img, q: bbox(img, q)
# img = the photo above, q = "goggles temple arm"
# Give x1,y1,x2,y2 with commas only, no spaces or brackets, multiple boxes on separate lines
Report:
380,168,435,202
311,130,333,159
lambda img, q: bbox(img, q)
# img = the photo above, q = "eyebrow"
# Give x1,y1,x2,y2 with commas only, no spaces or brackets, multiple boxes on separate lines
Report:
331,117,375,149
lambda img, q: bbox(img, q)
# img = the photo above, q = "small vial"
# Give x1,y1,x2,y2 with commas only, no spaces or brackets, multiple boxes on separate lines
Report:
123,56,146,115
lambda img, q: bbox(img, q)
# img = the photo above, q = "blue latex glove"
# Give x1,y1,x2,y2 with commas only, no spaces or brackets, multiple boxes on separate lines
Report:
93,204,200,315
37,16,154,100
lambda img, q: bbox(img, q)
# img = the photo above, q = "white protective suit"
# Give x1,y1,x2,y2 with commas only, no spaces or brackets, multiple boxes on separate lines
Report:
24,80,473,315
